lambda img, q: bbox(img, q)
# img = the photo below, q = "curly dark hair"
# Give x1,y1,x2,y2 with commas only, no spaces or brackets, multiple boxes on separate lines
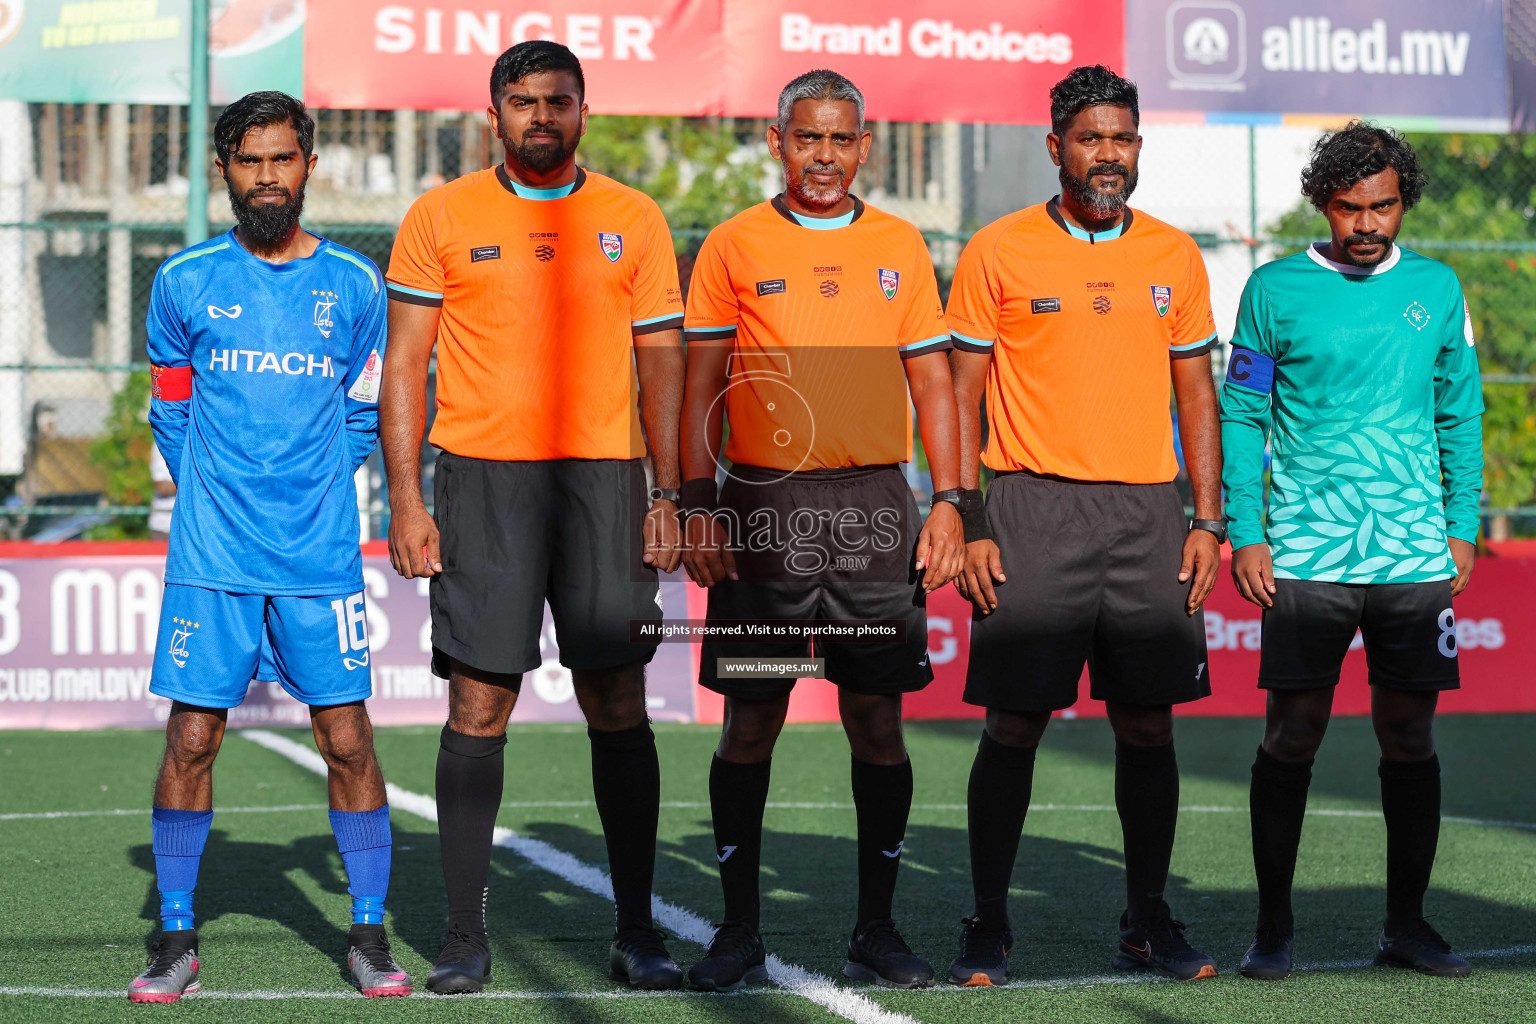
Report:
1300,120,1426,211
214,91,313,165
491,40,584,105
1049,65,1139,138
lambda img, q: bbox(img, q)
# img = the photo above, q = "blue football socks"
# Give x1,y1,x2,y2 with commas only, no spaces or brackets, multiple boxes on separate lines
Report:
329,805,392,925
151,807,213,932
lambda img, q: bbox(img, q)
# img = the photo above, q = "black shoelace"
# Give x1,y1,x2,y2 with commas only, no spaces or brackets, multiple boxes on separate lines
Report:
958,917,1006,959
707,922,761,960
1395,918,1452,953
857,919,915,958
1144,915,1199,955
617,927,671,959
438,928,487,963
354,935,399,974
1252,920,1290,954
143,942,193,978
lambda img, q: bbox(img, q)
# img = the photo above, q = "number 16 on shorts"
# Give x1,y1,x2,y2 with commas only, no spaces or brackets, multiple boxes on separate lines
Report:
330,593,370,668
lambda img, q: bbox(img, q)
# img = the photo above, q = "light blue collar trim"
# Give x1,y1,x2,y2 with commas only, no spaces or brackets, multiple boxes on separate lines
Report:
1061,219,1125,243
789,209,855,230
506,179,576,200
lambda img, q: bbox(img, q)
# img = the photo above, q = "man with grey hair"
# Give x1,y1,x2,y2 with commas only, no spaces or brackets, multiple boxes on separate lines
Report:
679,67,963,991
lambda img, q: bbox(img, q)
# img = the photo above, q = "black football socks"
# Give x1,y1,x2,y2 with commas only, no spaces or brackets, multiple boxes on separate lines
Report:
1115,739,1180,925
436,726,506,934
966,730,1037,932
851,756,914,926
1380,753,1442,931
709,754,772,927
589,721,662,934
1250,746,1314,935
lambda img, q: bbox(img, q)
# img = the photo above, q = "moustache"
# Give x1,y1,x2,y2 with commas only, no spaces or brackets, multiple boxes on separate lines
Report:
1085,162,1128,180
801,163,844,180
244,187,291,201
1344,233,1391,247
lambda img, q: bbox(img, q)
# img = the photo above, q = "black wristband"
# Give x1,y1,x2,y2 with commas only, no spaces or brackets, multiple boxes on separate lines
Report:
680,477,718,518
961,489,991,544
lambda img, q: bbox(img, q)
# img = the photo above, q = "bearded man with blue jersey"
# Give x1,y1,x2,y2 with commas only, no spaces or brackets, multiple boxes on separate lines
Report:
127,92,411,1002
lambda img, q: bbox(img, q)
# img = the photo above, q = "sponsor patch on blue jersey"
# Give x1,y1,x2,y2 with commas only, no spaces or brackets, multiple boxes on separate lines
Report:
1225,346,1275,394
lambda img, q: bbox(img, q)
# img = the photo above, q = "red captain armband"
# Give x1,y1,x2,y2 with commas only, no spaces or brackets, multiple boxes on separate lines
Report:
151,364,191,401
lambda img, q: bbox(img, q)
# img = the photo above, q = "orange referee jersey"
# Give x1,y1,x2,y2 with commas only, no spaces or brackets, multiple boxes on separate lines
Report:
946,200,1217,483
684,196,948,471
387,166,683,461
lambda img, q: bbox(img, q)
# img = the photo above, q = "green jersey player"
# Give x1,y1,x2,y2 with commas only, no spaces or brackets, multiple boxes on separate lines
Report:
1221,122,1483,981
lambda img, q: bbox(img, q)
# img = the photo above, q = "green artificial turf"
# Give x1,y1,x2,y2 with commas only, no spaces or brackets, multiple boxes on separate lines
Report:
0,715,1532,1023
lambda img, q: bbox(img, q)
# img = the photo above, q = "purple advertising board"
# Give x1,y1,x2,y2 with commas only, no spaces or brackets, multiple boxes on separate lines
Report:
1126,0,1509,123
0,548,698,730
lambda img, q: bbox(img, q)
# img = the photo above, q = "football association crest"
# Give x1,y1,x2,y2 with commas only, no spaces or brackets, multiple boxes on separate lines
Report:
1151,285,1171,318
312,290,337,338
879,268,899,301
168,616,198,668
599,232,623,263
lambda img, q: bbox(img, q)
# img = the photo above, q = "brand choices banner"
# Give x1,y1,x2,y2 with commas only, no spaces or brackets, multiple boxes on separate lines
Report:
304,0,1122,123
1126,0,1509,121
1,544,1532,729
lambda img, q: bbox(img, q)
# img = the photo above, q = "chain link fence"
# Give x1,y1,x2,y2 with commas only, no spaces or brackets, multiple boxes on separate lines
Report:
2,105,1534,539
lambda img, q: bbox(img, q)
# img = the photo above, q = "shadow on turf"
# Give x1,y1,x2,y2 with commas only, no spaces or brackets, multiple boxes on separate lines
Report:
905,716,1536,830
509,816,1536,984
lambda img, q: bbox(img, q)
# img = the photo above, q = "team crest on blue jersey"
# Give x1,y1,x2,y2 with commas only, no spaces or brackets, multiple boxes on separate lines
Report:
1150,285,1171,318
879,268,899,301
312,290,337,338
168,617,198,668
1404,301,1431,331
599,232,623,263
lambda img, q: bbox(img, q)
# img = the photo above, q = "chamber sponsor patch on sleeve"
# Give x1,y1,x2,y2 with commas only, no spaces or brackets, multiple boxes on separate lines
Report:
1224,347,1274,394
346,350,383,403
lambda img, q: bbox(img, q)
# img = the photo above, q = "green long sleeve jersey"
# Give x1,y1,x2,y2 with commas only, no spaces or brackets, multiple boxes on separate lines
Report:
1219,244,1484,584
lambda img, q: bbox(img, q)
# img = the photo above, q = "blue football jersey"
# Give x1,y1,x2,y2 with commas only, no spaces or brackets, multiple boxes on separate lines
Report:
147,229,385,595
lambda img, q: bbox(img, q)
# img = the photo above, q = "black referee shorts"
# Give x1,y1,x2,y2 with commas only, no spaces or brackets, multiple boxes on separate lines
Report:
428,453,661,677
699,463,932,700
1259,577,1460,692
965,470,1210,713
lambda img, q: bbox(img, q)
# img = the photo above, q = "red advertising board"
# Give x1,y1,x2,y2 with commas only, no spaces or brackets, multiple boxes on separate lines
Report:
303,1,1124,124
719,1,1122,122
1,543,1528,730
689,554,1536,724
306,0,725,114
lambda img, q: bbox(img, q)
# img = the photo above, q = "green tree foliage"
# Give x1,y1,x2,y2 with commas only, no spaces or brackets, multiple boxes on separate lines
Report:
1269,133,1536,512
86,371,153,540
579,116,773,256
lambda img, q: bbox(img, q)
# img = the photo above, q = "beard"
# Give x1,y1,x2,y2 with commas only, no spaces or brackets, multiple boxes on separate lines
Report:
1339,232,1394,266
1059,160,1138,221
506,125,580,174
786,161,850,211
227,177,306,253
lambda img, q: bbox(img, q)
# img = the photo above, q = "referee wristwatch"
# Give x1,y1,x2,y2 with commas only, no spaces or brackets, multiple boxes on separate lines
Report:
931,488,967,512
1190,518,1228,544
649,487,681,505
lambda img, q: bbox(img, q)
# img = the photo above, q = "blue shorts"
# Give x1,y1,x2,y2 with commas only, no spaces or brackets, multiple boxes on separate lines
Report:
150,584,375,709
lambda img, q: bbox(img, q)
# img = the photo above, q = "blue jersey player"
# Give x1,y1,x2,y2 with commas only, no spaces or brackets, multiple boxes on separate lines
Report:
128,93,411,1002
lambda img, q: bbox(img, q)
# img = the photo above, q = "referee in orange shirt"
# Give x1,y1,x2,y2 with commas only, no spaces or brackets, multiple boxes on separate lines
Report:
679,69,963,992
944,66,1224,985
380,41,687,992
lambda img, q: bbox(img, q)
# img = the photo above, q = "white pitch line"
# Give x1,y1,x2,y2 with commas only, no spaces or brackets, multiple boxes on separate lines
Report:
496,800,1536,832
0,985,753,1001
242,729,922,1024
6,944,1533,1002
0,804,329,822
